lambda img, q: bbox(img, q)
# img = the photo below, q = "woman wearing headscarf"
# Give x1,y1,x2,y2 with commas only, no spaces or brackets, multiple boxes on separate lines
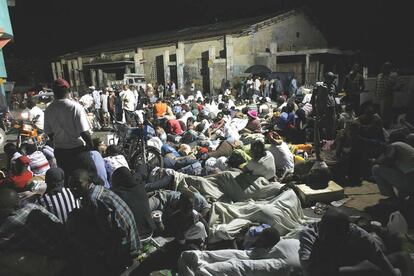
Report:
111,167,155,239
35,167,80,223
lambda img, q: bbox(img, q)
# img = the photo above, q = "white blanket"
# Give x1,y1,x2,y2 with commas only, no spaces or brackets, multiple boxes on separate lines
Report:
179,239,301,276
209,189,305,241
171,171,307,241
174,171,284,202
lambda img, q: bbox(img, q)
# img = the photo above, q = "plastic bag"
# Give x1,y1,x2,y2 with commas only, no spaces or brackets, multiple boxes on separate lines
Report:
387,211,408,236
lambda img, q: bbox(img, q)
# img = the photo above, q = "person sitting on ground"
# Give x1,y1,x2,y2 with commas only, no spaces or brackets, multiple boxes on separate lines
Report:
20,143,50,176
208,112,226,138
86,147,110,189
357,101,384,142
103,145,130,182
0,188,68,275
267,131,295,175
338,104,356,130
276,102,296,132
296,101,313,129
93,137,107,156
186,116,196,130
41,143,57,168
299,208,403,276
3,143,22,173
372,135,414,200
0,156,33,191
111,167,155,240
131,191,208,276
155,125,168,143
69,169,140,257
242,110,261,134
167,118,184,136
35,167,80,223
245,139,276,181
154,98,168,119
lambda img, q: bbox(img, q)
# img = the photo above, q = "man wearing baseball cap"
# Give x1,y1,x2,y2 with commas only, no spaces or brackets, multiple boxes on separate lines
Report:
44,78,93,183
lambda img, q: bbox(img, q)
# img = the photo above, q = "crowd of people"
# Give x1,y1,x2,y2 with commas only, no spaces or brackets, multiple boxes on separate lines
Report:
0,61,413,276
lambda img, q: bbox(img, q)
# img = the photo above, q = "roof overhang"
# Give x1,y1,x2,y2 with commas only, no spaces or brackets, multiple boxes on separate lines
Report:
276,48,354,56
83,60,134,67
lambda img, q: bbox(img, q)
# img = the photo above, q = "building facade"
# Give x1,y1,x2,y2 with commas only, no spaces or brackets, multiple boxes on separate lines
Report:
53,9,353,94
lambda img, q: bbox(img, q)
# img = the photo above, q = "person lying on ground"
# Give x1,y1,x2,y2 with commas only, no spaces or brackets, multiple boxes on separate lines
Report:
148,190,211,219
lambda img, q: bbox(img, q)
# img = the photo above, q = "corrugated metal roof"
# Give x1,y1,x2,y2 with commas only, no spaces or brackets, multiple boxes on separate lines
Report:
59,9,299,59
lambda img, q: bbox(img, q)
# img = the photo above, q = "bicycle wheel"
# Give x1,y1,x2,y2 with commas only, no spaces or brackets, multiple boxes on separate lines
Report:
131,146,163,170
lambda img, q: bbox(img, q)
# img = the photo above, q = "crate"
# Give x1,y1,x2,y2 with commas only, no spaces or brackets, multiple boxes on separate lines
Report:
296,181,344,206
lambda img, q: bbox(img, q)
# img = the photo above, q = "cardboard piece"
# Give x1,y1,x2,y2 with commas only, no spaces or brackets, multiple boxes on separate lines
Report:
296,181,344,206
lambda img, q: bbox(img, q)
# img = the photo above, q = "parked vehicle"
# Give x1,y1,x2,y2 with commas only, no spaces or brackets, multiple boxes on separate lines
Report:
109,73,147,89
14,111,47,149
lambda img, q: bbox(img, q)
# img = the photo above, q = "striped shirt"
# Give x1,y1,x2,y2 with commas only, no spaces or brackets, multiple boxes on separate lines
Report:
35,188,80,223
28,151,50,176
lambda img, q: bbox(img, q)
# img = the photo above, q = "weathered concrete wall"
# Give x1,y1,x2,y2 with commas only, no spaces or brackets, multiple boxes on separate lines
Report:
142,45,176,83
213,59,226,91
183,38,224,91
233,35,254,77
271,11,327,51
277,61,319,85
231,11,327,79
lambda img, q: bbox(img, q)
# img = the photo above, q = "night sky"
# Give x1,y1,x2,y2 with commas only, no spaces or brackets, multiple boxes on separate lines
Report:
3,0,414,83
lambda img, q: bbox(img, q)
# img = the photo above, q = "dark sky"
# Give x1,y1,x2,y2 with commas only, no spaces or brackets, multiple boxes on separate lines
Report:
5,0,412,58
3,0,414,82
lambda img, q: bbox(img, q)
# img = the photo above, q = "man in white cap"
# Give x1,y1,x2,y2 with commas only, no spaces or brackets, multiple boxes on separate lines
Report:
44,79,93,183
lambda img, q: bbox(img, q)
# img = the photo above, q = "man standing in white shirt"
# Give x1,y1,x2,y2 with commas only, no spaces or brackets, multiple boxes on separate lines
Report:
79,91,94,111
254,77,261,94
101,89,110,128
170,81,176,96
44,79,94,184
91,86,102,126
120,85,135,125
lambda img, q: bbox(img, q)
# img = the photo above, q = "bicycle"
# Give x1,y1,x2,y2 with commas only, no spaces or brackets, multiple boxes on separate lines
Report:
110,114,163,170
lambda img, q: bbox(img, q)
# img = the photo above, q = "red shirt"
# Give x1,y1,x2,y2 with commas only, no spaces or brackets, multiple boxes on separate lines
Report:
0,171,33,191
167,119,183,135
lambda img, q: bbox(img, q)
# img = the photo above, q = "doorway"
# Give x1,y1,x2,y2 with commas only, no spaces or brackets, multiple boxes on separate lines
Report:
201,51,210,94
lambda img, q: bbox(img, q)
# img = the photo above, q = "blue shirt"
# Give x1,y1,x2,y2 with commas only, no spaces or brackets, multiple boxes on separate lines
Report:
277,112,295,130
90,151,110,188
